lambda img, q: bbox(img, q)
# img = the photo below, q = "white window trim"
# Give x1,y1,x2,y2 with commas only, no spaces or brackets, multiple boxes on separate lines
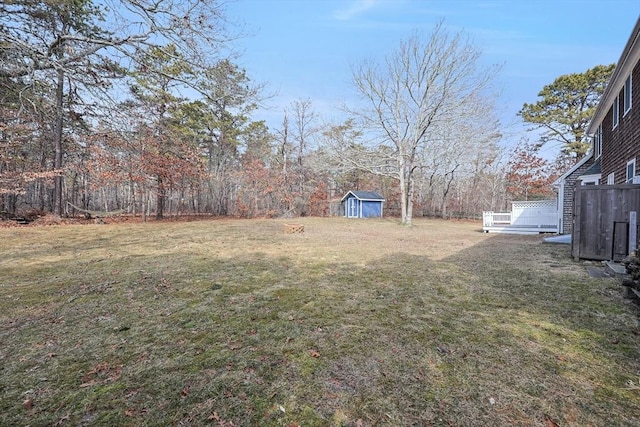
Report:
607,173,615,185
613,96,620,129
624,74,633,116
626,158,636,183
594,124,602,159
580,174,600,185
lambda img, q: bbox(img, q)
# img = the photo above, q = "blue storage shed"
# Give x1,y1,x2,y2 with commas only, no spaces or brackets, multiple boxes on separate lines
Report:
341,191,385,218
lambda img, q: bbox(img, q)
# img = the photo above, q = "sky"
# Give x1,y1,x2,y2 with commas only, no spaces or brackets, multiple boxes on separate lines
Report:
225,0,639,159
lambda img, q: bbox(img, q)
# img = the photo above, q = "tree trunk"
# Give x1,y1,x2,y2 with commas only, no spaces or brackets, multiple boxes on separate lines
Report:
399,156,412,225
406,174,414,225
156,176,164,219
53,68,64,216
440,168,457,218
141,186,148,223
129,181,136,216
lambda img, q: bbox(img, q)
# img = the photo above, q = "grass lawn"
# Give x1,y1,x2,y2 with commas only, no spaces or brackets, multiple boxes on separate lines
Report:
1,217,639,426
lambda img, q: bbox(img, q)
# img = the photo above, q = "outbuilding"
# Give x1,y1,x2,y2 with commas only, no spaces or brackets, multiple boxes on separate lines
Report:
341,191,385,218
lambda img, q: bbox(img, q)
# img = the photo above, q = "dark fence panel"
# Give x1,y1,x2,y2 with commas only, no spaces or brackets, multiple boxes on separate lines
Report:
572,184,640,261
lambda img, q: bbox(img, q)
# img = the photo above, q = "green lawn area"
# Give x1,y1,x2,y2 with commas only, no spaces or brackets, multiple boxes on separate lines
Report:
1,217,639,426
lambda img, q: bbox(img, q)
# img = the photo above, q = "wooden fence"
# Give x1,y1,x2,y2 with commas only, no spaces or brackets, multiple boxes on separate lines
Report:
572,184,640,261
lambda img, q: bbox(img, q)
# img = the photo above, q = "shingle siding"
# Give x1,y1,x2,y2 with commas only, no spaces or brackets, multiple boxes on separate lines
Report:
561,159,595,234
601,62,640,182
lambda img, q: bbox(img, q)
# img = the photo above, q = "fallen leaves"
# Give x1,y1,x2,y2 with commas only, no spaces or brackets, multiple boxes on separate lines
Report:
308,349,320,358
181,386,190,398
208,410,238,426
80,361,122,388
544,414,560,427
55,413,70,426
22,398,33,410
227,341,242,351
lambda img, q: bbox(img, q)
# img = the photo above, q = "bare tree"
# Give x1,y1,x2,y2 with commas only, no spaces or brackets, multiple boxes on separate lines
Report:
290,99,317,166
349,21,501,225
289,99,318,214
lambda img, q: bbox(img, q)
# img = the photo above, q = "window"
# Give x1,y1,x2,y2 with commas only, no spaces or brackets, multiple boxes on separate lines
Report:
627,158,636,183
624,74,632,115
581,176,599,185
613,96,619,129
594,124,602,158
608,173,615,185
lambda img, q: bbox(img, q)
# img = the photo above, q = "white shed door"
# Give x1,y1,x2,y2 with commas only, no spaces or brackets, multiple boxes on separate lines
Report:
347,198,358,218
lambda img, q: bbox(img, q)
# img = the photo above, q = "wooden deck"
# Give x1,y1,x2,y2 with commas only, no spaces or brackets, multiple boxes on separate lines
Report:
482,223,559,235
483,200,559,235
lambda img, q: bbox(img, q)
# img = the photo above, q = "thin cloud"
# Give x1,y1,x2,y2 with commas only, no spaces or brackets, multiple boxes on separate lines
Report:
334,0,378,21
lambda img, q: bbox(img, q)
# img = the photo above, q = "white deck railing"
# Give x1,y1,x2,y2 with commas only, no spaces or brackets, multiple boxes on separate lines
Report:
482,211,511,227
483,200,559,233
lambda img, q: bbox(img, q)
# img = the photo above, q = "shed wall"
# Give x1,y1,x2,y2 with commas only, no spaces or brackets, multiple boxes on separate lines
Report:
361,201,383,218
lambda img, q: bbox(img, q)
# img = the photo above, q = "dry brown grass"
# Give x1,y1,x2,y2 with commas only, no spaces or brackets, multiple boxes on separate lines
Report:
0,217,639,426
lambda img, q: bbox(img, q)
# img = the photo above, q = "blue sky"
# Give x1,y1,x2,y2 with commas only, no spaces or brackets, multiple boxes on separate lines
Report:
226,0,639,157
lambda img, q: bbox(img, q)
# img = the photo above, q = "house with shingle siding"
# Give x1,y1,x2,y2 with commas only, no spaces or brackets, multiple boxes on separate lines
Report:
589,17,640,185
553,156,596,234
554,16,640,237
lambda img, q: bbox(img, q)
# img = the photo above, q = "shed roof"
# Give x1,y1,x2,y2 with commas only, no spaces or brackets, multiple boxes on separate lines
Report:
341,190,385,202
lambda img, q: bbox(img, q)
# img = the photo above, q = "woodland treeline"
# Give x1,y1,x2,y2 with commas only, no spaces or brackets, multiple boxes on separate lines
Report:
1,1,571,221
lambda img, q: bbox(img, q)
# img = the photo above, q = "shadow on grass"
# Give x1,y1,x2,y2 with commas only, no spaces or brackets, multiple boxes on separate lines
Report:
435,233,640,425
1,227,640,427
